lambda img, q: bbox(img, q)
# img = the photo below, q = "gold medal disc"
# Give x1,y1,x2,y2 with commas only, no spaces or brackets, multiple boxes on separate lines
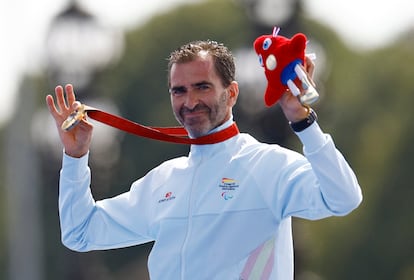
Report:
61,105,85,131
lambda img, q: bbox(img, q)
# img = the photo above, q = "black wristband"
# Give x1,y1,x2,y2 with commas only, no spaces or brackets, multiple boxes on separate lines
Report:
289,109,318,132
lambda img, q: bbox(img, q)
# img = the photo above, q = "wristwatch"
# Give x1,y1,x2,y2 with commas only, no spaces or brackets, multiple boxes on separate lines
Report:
289,108,318,132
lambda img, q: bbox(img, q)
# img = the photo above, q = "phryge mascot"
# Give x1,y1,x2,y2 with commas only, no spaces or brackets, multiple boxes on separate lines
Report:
253,27,319,107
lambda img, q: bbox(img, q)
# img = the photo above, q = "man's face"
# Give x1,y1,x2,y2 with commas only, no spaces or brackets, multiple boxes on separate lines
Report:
169,55,237,138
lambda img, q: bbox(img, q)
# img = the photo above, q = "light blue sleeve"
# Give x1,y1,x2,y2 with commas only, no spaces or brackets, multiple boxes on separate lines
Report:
294,122,363,217
258,122,362,221
59,152,153,252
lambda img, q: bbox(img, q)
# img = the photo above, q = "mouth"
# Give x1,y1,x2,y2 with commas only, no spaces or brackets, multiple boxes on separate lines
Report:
180,106,210,120
183,110,206,118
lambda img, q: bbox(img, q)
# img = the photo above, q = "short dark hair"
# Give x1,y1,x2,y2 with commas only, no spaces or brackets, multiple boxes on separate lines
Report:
167,40,235,87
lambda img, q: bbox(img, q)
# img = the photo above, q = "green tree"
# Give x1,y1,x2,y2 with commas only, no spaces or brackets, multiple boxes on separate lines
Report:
295,30,414,280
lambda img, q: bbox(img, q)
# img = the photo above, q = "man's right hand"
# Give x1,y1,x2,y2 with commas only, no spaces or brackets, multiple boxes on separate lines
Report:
46,84,93,158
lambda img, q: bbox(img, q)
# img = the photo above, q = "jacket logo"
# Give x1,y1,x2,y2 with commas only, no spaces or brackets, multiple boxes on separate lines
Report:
219,178,239,200
221,191,234,200
219,177,239,190
158,191,176,203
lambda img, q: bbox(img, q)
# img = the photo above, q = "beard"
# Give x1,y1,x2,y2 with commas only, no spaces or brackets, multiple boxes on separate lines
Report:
174,94,229,138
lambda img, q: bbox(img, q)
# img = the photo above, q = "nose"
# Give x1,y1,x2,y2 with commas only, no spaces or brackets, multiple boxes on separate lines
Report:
184,91,199,110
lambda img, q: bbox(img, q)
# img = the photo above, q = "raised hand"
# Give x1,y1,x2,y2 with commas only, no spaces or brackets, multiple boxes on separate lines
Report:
46,84,93,158
279,56,316,122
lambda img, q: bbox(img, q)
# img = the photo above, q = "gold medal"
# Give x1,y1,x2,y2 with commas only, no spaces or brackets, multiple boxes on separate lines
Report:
61,104,86,131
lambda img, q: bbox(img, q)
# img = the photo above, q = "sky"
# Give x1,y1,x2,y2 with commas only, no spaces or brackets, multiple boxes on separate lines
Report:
0,0,413,127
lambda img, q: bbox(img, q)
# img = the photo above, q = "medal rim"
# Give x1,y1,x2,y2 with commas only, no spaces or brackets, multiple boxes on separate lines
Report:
61,105,85,131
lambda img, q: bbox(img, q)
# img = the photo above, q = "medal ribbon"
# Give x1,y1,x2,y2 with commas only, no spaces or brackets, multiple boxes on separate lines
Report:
62,105,239,145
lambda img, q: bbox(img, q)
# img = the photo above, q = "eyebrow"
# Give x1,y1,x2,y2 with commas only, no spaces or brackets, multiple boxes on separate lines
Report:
169,86,186,93
193,81,213,87
169,81,213,92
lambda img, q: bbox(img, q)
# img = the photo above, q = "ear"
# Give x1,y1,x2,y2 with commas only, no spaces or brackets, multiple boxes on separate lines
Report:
227,81,239,106
290,33,307,55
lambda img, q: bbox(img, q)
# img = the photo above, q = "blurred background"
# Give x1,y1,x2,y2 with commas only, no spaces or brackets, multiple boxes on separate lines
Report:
1,0,413,279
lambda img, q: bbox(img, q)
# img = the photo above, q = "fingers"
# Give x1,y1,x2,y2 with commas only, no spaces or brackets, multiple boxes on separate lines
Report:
46,84,79,122
65,84,76,108
62,84,82,111
72,101,82,111
54,85,69,112
301,58,316,88
45,94,59,117
304,56,315,79
51,84,77,112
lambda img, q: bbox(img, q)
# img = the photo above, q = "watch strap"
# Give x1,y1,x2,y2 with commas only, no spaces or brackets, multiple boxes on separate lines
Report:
289,108,318,132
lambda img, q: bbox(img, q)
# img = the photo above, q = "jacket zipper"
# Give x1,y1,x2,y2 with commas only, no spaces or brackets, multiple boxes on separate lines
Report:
180,157,202,279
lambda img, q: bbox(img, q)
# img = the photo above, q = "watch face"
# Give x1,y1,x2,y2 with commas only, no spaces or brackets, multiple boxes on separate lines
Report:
61,106,85,131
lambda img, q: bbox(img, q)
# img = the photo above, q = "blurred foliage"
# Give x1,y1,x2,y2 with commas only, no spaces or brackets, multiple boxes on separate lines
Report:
1,0,414,279
0,129,6,275
294,30,414,280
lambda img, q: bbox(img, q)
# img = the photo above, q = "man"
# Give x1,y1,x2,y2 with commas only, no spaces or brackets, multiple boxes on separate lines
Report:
46,40,362,279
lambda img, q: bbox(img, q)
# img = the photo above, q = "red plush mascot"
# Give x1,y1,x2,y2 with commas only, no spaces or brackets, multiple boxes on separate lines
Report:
253,27,319,107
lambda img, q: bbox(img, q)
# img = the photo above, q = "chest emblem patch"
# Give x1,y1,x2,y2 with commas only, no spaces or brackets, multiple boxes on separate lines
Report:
219,177,239,190
219,178,239,200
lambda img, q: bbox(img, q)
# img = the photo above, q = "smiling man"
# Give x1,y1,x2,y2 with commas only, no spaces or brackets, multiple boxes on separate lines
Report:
46,40,362,280
168,47,238,138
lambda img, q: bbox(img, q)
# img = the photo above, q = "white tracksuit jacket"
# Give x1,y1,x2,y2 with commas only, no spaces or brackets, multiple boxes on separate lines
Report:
58,120,362,280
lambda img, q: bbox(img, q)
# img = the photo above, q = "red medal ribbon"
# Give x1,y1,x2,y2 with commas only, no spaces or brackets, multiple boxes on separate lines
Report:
83,105,239,145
